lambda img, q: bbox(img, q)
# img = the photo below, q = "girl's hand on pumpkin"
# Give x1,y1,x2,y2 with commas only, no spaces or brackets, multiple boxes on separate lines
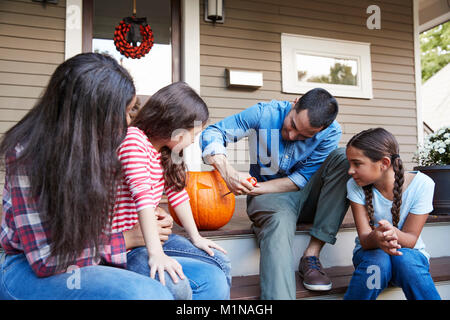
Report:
148,251,185,286
191,235,228,256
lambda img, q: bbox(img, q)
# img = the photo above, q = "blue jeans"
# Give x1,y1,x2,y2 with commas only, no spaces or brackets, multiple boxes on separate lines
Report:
127,234,231,300
0,250,173,300
344,248,441,300
0,234,230,300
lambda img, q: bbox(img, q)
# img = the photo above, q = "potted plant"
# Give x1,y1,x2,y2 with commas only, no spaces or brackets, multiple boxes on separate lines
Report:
413,126,450,215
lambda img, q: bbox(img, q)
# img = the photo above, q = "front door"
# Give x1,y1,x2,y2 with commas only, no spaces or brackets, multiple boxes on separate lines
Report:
83,0,180,103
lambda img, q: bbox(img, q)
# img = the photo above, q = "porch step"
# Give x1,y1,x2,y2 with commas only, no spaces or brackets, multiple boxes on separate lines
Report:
210,220,450,277
230,256,450,300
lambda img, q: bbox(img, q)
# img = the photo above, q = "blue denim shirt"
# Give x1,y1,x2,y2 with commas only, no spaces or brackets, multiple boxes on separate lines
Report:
200,100,342,189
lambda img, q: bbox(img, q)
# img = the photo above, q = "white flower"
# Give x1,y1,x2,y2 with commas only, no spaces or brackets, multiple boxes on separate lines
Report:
438,148,446,154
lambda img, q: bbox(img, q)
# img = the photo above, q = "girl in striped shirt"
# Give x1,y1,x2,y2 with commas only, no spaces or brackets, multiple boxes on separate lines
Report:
113,82,229,299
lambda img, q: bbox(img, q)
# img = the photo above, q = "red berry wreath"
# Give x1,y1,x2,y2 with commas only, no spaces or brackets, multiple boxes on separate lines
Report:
114,16,154,59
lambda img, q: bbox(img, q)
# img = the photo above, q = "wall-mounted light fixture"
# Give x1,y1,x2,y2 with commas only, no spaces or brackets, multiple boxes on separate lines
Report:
205,0,224,23
226,69,263,89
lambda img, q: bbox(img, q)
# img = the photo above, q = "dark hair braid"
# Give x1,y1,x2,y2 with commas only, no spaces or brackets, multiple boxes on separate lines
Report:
363,185,375,229
391,157,404,227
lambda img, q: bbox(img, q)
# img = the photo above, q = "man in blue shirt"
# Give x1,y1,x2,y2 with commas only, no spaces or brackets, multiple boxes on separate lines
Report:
200,88,350,299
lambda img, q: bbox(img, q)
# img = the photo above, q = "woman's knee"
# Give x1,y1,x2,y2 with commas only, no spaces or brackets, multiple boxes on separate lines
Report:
191,263,230,300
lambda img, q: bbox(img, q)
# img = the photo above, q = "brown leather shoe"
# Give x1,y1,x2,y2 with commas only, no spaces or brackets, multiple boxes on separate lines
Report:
298,256,332,291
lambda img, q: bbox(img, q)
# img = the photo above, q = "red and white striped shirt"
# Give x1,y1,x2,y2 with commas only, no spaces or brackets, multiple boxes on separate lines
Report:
112,126,189,232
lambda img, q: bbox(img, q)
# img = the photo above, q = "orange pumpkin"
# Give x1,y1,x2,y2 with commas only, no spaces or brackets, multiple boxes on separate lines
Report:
168,170,235,230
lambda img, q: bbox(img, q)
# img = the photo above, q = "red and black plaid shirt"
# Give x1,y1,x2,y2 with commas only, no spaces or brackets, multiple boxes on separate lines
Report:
0,145,127,277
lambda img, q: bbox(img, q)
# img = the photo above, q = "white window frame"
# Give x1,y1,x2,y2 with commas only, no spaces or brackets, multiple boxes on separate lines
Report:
281,33,373,99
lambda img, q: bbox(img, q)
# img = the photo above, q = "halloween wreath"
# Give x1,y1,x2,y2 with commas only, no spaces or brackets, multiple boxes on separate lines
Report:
113,15,154,59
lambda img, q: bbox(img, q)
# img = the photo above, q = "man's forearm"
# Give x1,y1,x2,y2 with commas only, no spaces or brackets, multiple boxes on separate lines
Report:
251,177,299,195
205,154,234,179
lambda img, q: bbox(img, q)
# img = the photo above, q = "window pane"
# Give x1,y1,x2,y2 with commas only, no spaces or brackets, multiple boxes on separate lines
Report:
93,0,172,95
296,54,358,86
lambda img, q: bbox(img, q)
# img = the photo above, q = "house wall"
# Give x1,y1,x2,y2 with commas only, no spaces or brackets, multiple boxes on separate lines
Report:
0,0,66,194
199,0,419,171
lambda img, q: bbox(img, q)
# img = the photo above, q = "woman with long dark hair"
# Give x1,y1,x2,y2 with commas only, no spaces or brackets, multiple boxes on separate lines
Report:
113,82,231,300
0,53,174,299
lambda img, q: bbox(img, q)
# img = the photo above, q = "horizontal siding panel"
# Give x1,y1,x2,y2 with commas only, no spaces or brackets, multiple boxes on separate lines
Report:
0,108,29,121
200,27,281,43
370,45,414,58
200,45,280,62
372,89,416,100
0,121,15,134
343,123,417,136
371,54,414,66
200,34,280,51
342,133,418,145
0,72,50,87
0,35,64,53
201,56,280,72
336,114,416,126
225,0,412,33
0,48,64,64
262,0,413,20
225,8,412,42
0,0,66,19
0,84,44,98
0,11,65,30
371,62,415,75
372,81,415,92
201,21,414,50
372,72,415,84
0,97,37,110
0,60,57,75
0,23,65,41
336,98,416,108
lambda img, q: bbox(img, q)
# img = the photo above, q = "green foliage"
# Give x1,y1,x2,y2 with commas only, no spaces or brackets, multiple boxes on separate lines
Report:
420,21,450,83
307,63,357,86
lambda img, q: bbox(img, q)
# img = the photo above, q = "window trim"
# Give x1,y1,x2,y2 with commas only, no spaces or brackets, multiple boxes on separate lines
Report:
281,33,373,99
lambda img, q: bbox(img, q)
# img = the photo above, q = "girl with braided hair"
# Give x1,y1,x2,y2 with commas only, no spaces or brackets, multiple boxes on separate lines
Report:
343,128,441,300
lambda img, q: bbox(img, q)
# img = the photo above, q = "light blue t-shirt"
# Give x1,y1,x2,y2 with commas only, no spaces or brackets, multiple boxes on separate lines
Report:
346,171,434,260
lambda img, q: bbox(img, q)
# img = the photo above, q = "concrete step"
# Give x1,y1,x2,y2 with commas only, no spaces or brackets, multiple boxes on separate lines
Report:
230,257,450,300
211,221,450,277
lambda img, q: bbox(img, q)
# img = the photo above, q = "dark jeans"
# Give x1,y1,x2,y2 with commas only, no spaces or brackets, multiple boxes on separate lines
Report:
344,248,441,300
246,148,350,299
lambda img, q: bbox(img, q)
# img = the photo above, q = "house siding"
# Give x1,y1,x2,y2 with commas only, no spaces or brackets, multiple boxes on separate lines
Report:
199,0,418,171
0,0,66,193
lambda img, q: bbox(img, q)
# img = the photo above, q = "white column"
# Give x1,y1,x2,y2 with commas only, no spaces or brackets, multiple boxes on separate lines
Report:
65,0,83,60
413,0,424,145
181,0,203,171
